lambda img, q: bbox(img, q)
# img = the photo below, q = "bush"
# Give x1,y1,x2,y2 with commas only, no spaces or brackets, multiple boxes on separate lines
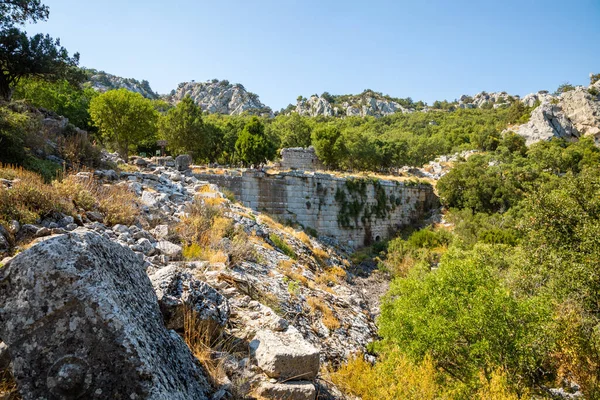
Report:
379,248,550,389
0,165,73,226
269,233,296,259
329,351,439,400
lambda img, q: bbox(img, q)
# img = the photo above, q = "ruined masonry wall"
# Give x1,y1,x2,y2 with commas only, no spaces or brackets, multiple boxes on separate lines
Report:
194,171,438,247
280,147,324,171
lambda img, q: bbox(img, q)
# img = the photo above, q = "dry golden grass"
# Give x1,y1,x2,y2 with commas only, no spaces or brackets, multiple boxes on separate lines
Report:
0,164,72,225
278,260,310,287
307,296,340,330
328,352,439,400
183,243,229,263
284,227,312,248
203,197,226,207
315,265,346,287
0,165,139,229
117,163,139,173
0,369,20,400
183,309,229,389
312,246,329,265
257,214,284,231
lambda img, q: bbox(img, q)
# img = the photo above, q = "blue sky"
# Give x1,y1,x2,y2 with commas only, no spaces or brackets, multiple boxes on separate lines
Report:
27,0,600,110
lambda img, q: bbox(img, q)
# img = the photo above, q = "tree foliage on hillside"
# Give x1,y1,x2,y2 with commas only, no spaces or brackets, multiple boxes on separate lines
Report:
339,138,600,399
13,77,97,129
0,0,81,100
158,95,214,160
234,116,275,166
89,89,157,160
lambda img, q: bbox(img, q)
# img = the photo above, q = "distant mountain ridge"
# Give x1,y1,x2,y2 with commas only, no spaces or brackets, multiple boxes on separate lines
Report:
84,69,159,100
166,79,273,116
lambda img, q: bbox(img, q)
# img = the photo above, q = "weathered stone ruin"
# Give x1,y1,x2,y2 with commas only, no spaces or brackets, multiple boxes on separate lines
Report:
280,147,325,171
193,170,438,247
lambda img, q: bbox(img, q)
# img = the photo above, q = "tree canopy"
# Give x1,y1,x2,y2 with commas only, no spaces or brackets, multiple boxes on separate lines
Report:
158,95,217,161
234,116,275,167
0,0,81,100
89,88,158,160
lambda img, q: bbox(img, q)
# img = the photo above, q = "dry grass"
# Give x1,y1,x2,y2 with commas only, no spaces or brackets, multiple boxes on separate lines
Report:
284,227,312,248
278,260,311,287
177,200,224,247
315,265,346,287
183,309,230,390
183,243,228,263
54,174,139,226
203,197,226,207
0,369,20,400
307,296,340,330
0,164,73,226
327,352,439,400
117,163,139,173
0,165,139,230
312,246,329,265
178,200,255,266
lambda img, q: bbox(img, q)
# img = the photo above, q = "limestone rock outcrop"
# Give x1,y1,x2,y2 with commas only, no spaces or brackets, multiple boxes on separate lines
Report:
168,80,273,116
0,230,210,399
521,91,555,107
85,68,158,99
558,88,600,141
150,265,230,331
295,92,411,118
512,102,578,145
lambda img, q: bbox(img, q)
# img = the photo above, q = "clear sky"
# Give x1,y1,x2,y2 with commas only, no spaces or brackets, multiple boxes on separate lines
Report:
27,0,600,110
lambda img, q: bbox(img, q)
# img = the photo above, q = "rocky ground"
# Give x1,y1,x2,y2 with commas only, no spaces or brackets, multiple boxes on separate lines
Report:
0,154,384,399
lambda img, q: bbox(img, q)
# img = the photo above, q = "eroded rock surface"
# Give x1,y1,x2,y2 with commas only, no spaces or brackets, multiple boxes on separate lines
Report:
150,264,230,331
250,328,320,380
513,102,578,145
0,230,210,399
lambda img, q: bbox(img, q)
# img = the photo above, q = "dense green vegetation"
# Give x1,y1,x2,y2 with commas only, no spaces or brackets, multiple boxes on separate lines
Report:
89,88,158,160
334,138,600,399
0,0,82,100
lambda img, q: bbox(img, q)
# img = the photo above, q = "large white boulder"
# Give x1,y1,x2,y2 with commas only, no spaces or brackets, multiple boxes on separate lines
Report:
250,327,320,380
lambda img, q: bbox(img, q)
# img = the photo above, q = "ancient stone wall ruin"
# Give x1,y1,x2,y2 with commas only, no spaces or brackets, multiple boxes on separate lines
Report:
280,147,324,171
194,170,438,247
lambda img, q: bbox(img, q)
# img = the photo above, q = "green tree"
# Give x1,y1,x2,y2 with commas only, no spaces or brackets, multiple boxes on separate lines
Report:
0,1,81,100
89,88,158,160
269,112,312,148
158,96,212,160
554,82,576,96
13,77,97,129
379,247,549,387
234,116,275,166
311,124,345,169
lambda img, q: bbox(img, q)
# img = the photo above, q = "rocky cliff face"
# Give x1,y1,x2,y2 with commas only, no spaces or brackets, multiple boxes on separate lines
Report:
85,69,159,99
168,80,273,116
512,86,600,145
294,90,413,118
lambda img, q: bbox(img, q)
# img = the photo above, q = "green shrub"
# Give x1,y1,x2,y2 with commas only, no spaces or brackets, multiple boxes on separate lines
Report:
269,233,297,259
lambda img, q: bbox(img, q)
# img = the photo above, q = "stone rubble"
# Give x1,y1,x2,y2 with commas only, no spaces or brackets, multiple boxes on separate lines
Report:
0,154,387,399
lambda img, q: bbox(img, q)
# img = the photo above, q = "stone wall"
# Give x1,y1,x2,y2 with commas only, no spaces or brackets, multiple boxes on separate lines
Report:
194,170,438,248
280,147,324,171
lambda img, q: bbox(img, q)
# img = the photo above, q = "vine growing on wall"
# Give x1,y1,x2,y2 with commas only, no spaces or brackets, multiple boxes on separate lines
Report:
335,178,399,229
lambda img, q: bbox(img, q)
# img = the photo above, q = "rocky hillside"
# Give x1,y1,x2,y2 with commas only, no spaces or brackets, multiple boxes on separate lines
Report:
510,81,600,145
0,155,381,399
167,80,273,116
293,89,416,118
84,68,159,99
